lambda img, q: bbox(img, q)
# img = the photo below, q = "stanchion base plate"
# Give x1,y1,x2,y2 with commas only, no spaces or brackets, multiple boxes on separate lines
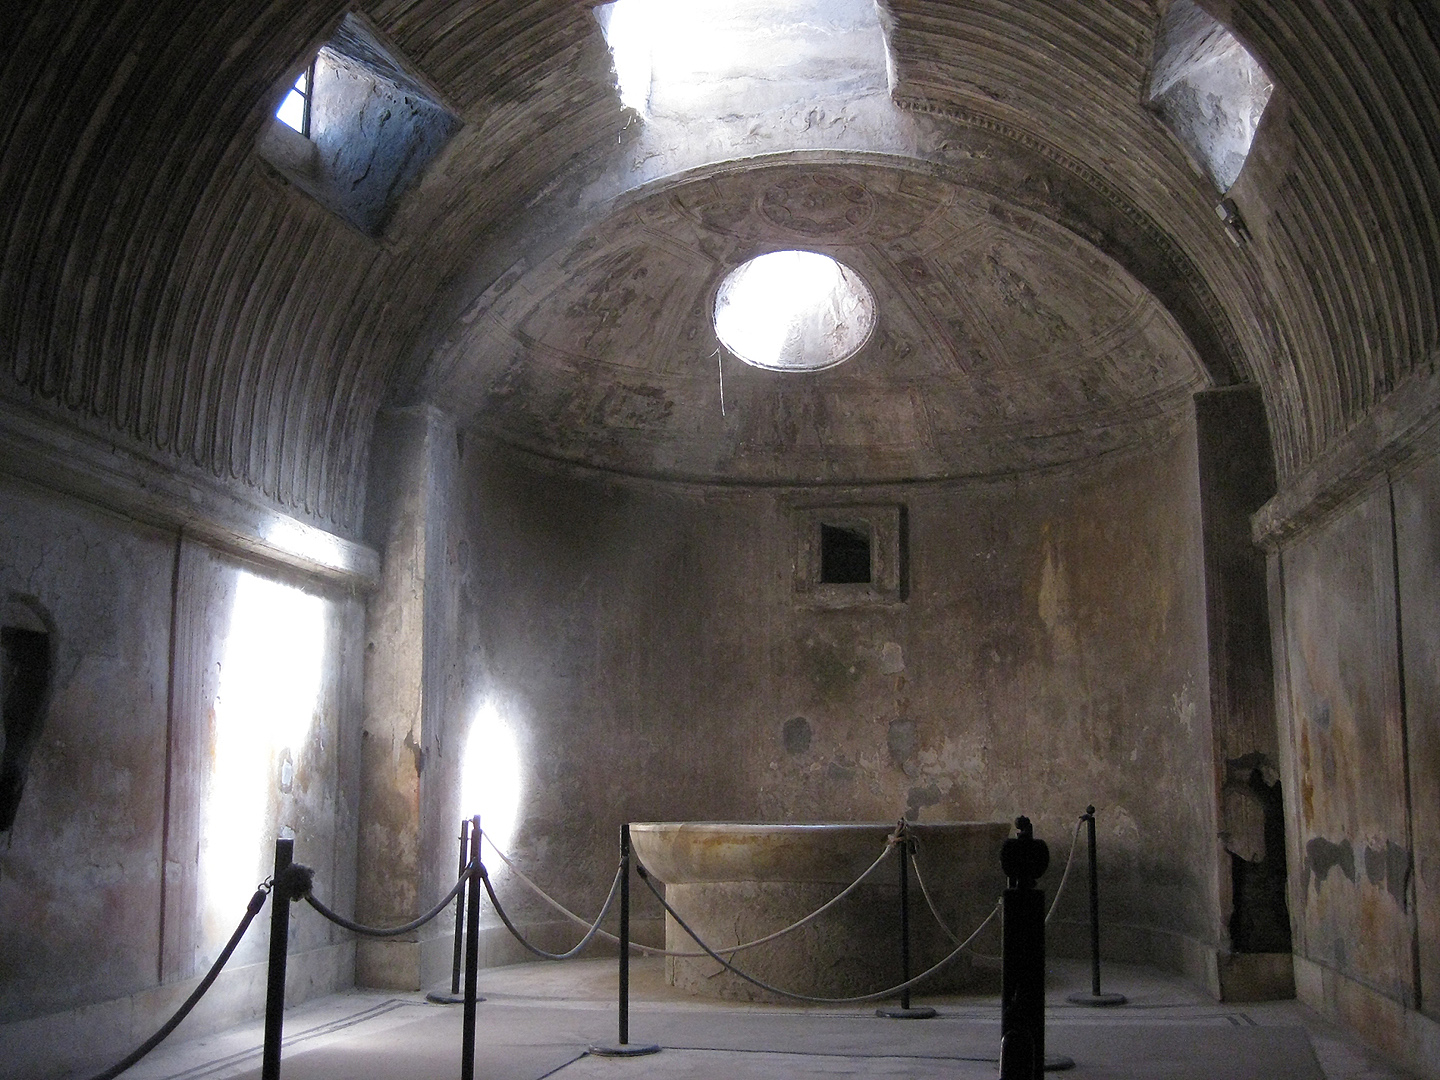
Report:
425,991,485,1005
1045,1054,1076,1071
588,1043,662,1057
874,1006,938,1019
1065,991,1127,1007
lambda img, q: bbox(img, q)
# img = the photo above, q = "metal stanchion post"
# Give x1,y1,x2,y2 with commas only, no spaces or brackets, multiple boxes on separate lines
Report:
877,822,936,1019
461,816,482,1080
1066,807,1126,1007
589,823,659,1057
428,819,475,1005
998,817,1075,1077
262,838,293,1080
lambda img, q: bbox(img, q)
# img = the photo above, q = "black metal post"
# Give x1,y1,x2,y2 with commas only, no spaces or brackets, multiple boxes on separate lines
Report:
454,819,470,994
1066,807,1126,1007
589,823,659,1056
461,816,482,1080
1087,809,1100,996
877,823,935,1019
426,819,473,1005
619,823,631,1044
261,837,292,1080
999,817,1047,1080
900,834,911,1008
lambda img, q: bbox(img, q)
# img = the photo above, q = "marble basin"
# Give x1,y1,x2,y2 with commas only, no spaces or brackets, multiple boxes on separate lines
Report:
629,821,1010,1002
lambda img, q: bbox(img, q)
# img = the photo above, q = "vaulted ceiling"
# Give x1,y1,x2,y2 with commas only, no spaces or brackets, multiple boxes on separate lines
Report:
2,2,1436,533
437,161,1204,482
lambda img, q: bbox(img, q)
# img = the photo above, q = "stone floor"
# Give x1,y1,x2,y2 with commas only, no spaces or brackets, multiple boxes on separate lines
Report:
106,957,1418,1080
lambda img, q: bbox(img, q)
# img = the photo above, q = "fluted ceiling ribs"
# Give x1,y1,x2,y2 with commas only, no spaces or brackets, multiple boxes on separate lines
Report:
1,1,1436,530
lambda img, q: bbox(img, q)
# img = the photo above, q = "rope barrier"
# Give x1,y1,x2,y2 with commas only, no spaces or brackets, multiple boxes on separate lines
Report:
477,862,624,961
1044,816,1085,925
85,883,272,1080
909,815,1083,959
304,860,475,938
479,829,898,960
636,858,1000,1005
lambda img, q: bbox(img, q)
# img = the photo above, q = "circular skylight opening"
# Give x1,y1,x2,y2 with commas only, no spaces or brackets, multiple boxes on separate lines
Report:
714,250,876,372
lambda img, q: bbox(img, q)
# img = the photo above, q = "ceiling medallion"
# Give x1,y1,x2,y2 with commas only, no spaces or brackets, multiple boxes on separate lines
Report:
714,250,877,372
759,173,875,238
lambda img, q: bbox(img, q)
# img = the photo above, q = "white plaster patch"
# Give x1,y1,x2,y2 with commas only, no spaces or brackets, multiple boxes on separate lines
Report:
1109,806,1140,843
1172,683,1197,736
880,641,904,674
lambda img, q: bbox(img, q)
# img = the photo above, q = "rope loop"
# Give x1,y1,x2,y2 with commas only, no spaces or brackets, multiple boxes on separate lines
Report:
304,859,475,938
481,828,896,960
478,860,624,961
636,856,1000,1005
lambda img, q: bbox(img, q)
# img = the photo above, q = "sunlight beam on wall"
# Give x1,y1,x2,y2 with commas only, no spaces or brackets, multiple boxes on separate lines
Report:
461,701,523,854
201,571,326,938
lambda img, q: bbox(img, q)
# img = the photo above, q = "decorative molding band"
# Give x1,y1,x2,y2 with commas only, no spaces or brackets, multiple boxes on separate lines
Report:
893,92,1246,386
1252,365,1440,549
0,396,379,590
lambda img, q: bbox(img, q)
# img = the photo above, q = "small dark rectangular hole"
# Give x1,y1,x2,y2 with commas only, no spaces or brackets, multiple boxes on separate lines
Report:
820,524,872,584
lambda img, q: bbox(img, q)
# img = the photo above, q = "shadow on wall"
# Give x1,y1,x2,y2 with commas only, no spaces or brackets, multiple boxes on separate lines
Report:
0,595,54,835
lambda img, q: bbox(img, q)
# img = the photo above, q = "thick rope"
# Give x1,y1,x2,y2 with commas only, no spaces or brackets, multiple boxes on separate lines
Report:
909,846,966,947
1043,816,1085,925
910,815,1084,952
305,860,473,938
477,862,623,961
86,884,270,1080
480,829,897,960
637,859,1000,1005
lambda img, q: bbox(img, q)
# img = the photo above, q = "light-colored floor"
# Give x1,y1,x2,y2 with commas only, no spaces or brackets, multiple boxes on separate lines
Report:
111,958,1419,1080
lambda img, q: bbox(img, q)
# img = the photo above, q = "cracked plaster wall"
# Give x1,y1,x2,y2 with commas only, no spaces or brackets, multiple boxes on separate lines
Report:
447,415,1220,980
1270,446,1440,1046
0,477,365,1079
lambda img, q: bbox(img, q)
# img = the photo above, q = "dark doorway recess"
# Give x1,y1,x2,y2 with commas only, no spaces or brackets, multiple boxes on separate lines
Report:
1,626,51,832
1229,769,1293,953
820,524,871,584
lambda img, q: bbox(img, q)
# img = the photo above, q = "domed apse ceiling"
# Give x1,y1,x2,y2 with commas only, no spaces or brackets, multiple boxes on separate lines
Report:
432,161,1208,484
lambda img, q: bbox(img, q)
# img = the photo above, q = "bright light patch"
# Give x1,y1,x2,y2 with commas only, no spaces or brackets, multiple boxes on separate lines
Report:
277,89,306,132
276,69,310,134
265,516,350,573
594,0,653,113
714,250,876,372
201,571,326,936
594,0,888,119
461,702,523,854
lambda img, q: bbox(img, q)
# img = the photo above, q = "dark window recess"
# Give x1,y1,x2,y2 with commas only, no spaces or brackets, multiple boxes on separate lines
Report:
820,524,872,584
1,627,51,832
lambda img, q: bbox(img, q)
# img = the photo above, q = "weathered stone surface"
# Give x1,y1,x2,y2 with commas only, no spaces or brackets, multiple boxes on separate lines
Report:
2,3,1440,1076
633,820,1007,1000
448,418,1219,980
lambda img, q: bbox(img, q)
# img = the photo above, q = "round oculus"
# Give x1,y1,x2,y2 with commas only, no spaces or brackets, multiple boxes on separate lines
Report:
713,251,876,372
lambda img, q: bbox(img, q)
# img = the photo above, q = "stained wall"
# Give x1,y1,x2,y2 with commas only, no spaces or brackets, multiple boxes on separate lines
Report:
447,414,1221,979
1269,450,1440,1068
0,477,365,1080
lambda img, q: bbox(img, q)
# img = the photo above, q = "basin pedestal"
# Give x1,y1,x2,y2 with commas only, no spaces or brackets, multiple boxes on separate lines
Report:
629,821,1009,1003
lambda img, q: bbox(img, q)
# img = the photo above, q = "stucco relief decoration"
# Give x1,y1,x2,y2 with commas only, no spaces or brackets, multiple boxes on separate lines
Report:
441,163,1205,484
760,173,875,239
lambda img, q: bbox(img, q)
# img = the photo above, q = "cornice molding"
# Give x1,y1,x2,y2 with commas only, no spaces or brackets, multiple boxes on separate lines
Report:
0,396,379,590
1252,363,1440,549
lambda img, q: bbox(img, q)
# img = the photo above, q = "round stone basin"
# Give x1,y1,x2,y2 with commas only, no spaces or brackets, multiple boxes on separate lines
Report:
630,821,1010,1002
